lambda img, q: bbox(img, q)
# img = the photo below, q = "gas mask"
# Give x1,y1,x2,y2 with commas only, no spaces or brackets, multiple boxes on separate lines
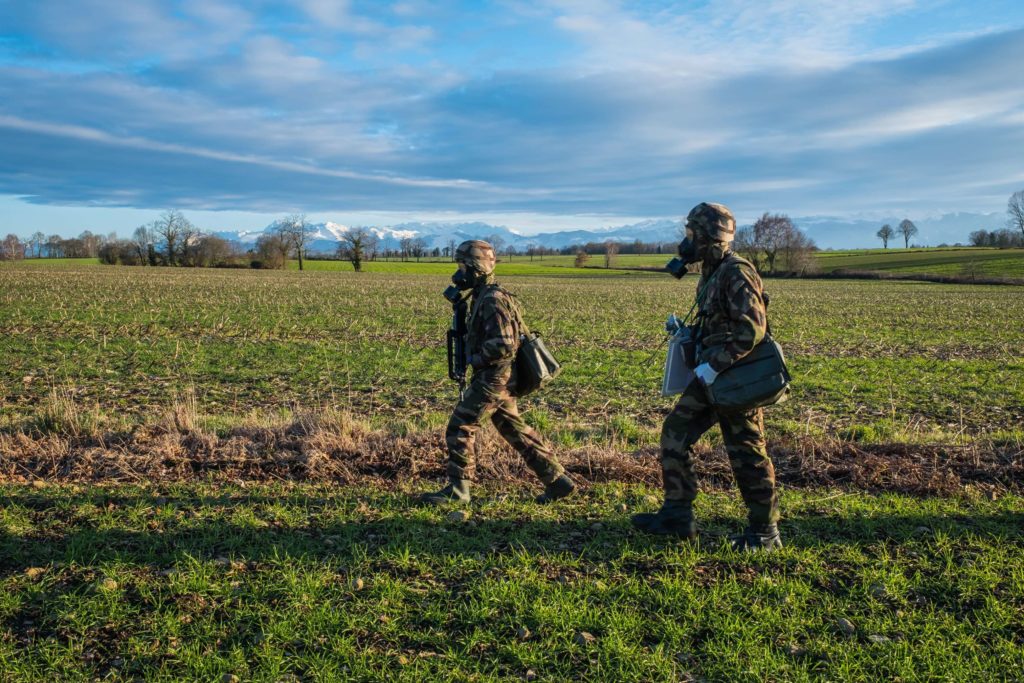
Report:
665,225,705,278
451,266,477,290
678,225,705,264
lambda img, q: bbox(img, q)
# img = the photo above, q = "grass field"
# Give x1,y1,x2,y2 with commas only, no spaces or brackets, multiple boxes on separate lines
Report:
19,246,1024,279
297,247,1024,279
2,259,1022,682
2,482,1022,681
2,261,1022,443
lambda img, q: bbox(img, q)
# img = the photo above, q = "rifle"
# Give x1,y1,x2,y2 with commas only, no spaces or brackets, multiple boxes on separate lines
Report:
443,285,471,397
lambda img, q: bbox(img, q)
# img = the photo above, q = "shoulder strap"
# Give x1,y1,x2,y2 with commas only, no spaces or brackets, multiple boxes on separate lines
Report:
684,268,722,325
502,287,531,337
724,254,773,339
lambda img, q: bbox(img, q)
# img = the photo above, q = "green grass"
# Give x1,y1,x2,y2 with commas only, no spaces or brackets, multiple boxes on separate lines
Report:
1,482,1021,682
291,258,651,277
815,248,1024,277
27,246,1024,279
13,257,102,268
1,262,1022,442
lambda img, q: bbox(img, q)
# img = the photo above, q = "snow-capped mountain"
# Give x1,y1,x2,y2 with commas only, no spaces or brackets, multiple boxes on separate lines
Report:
212,218,684,254
208,211,1002,253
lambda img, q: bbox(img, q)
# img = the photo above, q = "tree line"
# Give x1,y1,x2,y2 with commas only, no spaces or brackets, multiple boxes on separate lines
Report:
2,230,110,260
7,190,1022,267
101,212,318,270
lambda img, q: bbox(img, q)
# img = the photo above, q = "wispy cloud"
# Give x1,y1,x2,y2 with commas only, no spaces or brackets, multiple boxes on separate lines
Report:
0,0,1022,224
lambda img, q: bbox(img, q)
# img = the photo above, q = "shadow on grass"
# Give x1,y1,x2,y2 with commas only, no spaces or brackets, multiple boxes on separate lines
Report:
1,489,1021,573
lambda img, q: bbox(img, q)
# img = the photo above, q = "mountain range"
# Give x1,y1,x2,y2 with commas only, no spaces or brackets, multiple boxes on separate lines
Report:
212,212,1004,253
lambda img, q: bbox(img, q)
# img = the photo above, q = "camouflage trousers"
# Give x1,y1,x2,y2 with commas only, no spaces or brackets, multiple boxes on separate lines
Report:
661,379,779,525
445,363,564,484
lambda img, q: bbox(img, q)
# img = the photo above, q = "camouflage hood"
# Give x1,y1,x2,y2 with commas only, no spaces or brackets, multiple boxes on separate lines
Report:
455,240,496,276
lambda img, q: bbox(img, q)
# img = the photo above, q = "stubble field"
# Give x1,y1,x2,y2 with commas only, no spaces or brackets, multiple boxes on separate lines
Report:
0,260,1022,681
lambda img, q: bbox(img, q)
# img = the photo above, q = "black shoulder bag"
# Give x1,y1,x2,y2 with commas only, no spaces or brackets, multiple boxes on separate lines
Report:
704,289,792,413
510,296,561,397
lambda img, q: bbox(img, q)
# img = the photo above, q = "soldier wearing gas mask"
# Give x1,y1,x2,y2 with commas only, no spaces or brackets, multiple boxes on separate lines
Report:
420,239,575,506
633,203,782,551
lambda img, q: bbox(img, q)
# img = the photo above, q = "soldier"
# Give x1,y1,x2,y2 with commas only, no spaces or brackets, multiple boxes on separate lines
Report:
632,203,782,551
420,240,576,506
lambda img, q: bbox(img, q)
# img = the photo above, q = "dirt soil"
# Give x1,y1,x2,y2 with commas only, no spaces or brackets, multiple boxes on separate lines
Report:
2,415,1021,497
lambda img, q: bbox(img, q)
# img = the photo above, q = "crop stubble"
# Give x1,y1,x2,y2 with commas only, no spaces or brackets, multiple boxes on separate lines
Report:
1,262,1022,441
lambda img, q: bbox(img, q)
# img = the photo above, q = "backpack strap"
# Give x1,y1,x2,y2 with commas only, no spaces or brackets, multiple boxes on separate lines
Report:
502,287,532,338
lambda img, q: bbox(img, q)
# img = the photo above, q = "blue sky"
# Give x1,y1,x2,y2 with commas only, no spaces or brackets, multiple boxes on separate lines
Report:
1,0,1023,238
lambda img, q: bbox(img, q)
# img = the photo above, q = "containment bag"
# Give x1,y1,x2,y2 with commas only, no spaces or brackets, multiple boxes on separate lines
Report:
705,334,790,412
662,327,696,397
514,333,561,396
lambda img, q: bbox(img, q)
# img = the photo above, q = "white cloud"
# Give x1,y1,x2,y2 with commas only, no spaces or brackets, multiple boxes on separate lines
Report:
545,0,926,73
0,114,484,189
1,1,1022,222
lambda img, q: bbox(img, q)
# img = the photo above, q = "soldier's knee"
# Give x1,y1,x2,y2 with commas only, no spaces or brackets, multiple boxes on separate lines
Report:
444,417,462,440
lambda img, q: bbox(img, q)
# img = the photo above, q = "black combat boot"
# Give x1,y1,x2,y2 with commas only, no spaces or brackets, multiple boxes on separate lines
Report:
630,500,697,540
730,523,783,552
418,479,471,506
535,474,576,504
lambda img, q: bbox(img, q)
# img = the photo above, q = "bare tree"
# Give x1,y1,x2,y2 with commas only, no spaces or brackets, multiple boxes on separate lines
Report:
876,224,894,249
341,227,369,272
752,213,793,273
153,210,192,266
254,233,288,269
132,224,156,265
968,228,1024,248
604,240,619,268
277,214,315,271
398,237,413,261
28,231,46,258
780,226,817,274
46,234,63,258
574,250,590,267
446,239,457,261
191,235,240,267
733,226,762,271
78,230,102,258
897,219,918,248
364,231,379,261
411,237,427,261
179,222,201,266
1,234,25,260
1008,190,1024,240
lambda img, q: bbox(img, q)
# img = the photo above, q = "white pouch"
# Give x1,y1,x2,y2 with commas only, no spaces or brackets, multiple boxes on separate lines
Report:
661,332,695,397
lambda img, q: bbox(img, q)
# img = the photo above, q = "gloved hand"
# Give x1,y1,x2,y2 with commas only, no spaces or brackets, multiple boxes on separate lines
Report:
469,353,487,370
695,362,719,387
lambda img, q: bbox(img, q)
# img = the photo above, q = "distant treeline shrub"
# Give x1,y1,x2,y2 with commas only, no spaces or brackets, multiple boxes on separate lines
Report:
969,229,1024,248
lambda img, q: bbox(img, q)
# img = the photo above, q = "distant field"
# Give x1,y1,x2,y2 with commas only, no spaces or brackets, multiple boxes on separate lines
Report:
300,248,1024,278
815,248,1024,278
12,257,102,267
293,257,651,277
23,246,1024,279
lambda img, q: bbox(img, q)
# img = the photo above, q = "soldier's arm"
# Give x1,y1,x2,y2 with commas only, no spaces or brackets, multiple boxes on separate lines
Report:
476,293,519,366
708,265,766,372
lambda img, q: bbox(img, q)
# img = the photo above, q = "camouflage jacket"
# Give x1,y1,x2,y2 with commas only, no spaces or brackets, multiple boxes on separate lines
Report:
695,252,767,373
467,280,524,367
